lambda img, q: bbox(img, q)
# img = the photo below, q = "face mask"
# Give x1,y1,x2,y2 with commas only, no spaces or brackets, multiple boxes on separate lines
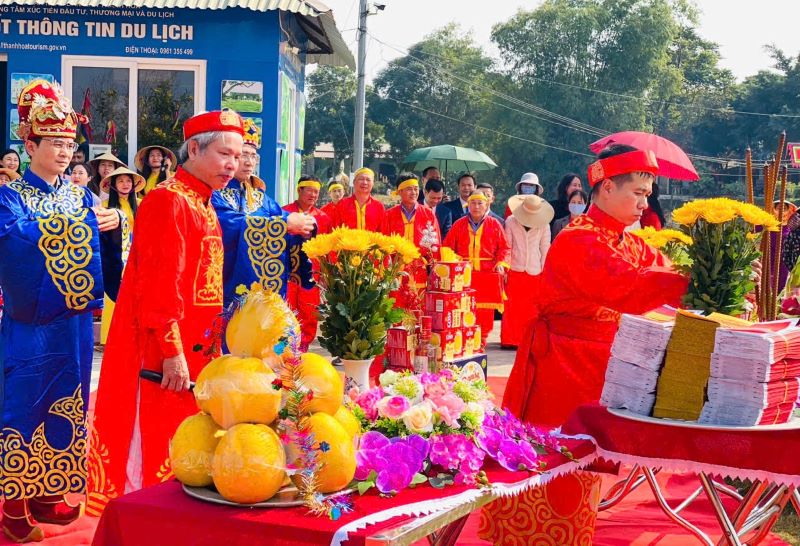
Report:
519,184,538,195
568,203,586,216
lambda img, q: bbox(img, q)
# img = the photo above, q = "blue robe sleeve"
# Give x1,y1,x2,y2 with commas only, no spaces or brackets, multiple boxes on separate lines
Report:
0,188,103,324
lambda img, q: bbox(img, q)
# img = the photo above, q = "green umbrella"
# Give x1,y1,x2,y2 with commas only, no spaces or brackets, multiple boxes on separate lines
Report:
401,145,498,174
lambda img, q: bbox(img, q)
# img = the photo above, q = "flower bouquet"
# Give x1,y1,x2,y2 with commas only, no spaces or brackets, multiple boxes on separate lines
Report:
671,198,780,316
303,228,420,389
349,370,571,495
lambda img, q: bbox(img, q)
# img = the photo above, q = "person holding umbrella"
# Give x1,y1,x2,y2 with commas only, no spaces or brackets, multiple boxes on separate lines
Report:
486,144,688,546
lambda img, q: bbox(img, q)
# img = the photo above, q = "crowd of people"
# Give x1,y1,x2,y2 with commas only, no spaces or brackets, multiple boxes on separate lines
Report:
1,77,762,546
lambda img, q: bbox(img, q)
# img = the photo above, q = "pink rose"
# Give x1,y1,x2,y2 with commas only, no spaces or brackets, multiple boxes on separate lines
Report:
347,386,361,402
423,379,448,400
376,396,411,420
356,387,385,420
430,393,465,428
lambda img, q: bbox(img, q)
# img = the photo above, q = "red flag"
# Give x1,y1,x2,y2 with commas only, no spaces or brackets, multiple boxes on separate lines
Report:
105,120,117,144
78,88,93,143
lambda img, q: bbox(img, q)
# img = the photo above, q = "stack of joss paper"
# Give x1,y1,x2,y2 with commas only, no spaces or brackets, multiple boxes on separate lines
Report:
600,307,676,415
700,320,800,426
653,310,751,421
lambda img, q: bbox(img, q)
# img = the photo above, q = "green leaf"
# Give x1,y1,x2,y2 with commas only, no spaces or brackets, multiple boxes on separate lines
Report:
410,473,428,487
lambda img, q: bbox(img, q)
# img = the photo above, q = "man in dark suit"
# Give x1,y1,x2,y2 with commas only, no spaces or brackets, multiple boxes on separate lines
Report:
443,172,476,223
476,182,505,227
423,178,452,239
417,166,441,204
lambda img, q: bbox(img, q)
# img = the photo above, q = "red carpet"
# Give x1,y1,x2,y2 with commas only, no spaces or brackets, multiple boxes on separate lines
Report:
2,381,788,545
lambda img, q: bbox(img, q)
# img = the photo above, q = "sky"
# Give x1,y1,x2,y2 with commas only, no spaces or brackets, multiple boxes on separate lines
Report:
322,0,800,81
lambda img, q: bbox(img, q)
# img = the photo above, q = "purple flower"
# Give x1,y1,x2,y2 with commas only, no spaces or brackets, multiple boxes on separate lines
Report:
355,432,429,494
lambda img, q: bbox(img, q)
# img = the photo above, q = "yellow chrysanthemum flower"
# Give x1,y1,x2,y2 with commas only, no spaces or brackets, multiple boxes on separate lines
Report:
632,227,692,249
302,236,332,258
338,231,373,252
736,202,781,231
672,205,701,226
702,204,737,224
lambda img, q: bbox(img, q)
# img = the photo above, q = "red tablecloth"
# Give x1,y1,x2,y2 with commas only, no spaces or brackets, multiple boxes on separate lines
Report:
92,438,595,546
563,403,800,487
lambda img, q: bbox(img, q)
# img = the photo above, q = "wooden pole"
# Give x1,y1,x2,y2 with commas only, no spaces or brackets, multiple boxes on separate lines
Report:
771,166,789,320
745,147,754,205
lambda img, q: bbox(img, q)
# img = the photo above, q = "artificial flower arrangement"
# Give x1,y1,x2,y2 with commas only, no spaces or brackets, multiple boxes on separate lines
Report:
668,198,780,316
348,370,571,495
302,228,420,360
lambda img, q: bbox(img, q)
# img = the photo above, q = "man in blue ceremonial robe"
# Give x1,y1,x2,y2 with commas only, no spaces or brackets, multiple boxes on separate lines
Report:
210,118,315,306
0,80,122,542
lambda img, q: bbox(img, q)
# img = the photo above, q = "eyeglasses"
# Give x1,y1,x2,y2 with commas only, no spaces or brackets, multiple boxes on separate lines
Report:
41,139,79,152
242,152,259,161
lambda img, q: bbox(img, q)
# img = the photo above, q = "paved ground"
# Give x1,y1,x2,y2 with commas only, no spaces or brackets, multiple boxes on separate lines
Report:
90,320,516,390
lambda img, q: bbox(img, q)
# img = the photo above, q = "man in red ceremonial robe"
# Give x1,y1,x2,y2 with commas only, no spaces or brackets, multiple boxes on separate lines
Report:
87,111,246,515
443,191,510,349
382,173,441,309
481,145,689,545
283,175,332,352
332,167,385,230
320,175,347,219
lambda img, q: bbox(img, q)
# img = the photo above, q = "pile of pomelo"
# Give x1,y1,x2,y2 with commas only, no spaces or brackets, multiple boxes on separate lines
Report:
170,352,360,504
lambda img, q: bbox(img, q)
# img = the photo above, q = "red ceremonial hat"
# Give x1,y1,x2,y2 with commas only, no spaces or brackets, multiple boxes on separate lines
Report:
183,109,245,140
587,149,659,186
17,79,84,141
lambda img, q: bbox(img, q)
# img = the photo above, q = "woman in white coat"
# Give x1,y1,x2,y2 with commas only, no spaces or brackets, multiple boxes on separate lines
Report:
500,194,554,349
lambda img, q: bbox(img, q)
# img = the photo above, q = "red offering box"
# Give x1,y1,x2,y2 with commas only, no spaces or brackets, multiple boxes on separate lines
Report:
386,347,413,372
430,328,464,362
425,291,463,330
428,261,472,292
461,289,476,313
387,327,415,351
462,326,481,357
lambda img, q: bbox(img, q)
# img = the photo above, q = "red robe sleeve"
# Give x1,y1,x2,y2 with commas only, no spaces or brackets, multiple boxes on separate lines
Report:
546,229,687,314
132,189,187,357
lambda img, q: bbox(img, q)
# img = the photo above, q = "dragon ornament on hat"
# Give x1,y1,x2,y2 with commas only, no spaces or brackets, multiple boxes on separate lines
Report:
17,79,86,141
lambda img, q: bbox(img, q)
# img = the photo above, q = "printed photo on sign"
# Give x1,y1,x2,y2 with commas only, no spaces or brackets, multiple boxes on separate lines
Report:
9,110,20,142
11,73,55,105
221,80,263,113
11,144,30,173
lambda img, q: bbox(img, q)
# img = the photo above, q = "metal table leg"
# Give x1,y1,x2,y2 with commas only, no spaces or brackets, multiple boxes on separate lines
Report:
641,467,715,545
599,465,647,511
698,473,744,546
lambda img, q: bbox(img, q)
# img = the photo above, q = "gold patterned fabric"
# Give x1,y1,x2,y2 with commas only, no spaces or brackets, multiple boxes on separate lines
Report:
480,471,602,546
0,171,102,500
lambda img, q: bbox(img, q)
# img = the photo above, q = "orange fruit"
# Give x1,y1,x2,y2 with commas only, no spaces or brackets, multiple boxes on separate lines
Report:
297,353,343,416
195,355,281,428
170,412,223,487
333,405,361,438
212,423,286,504
291,413,355,493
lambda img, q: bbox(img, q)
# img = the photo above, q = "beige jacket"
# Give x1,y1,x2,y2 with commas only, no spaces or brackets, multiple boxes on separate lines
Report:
504,215,551,275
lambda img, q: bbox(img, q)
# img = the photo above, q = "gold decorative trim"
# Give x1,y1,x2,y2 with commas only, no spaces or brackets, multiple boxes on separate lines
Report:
1,386,87,500
244,216,287,293
37,209,95,311
194,236,225,306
